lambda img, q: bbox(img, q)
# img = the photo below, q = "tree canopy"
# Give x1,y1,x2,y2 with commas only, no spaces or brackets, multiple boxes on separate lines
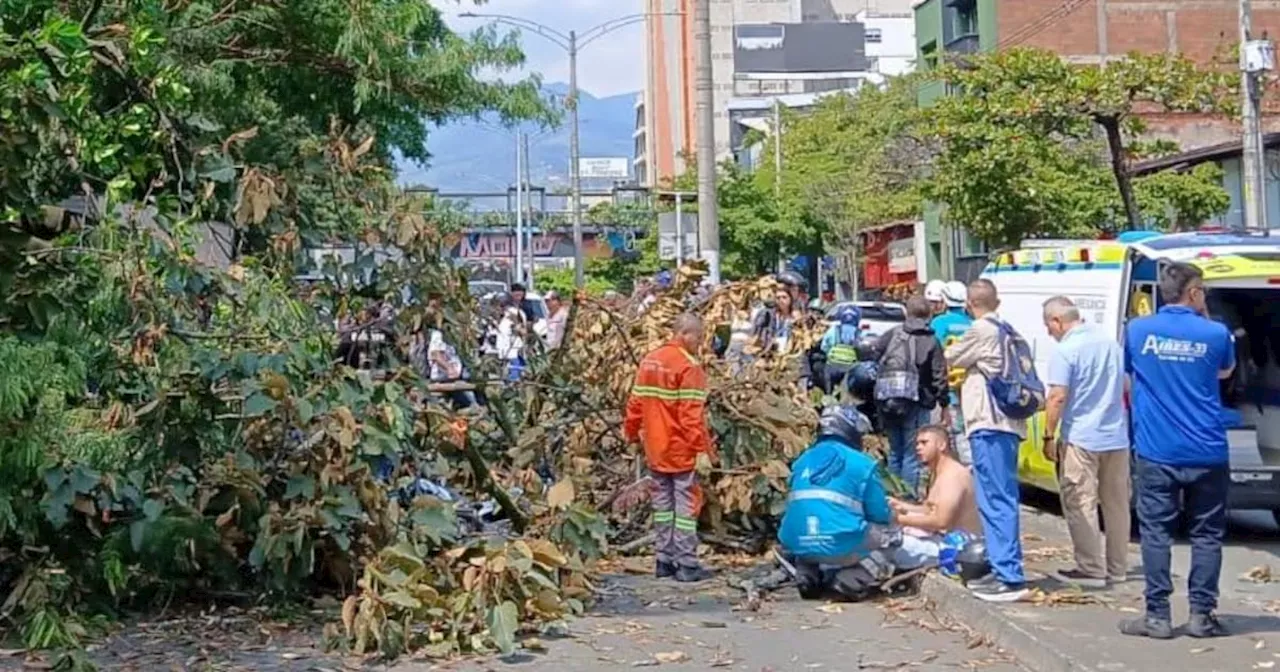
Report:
925,48,1234,247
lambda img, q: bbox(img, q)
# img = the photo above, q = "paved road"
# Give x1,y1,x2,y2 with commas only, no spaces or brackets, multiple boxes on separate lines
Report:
405,572,1025,672
976,493,1280,672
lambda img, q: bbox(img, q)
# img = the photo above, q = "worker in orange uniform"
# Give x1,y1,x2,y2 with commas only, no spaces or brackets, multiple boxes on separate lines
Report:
625,313,717,583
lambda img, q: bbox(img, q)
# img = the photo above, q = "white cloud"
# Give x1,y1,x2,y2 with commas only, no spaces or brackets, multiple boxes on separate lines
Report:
443,0,645,98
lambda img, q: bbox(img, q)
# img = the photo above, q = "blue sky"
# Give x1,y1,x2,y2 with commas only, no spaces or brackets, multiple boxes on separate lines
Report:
442,0,646,99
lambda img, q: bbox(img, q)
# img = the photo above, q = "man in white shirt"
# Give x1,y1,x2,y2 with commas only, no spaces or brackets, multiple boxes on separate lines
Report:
545,291,569,349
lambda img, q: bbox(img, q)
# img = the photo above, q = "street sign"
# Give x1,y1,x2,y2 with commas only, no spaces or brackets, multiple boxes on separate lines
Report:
578,157,630,179
658,232,698,261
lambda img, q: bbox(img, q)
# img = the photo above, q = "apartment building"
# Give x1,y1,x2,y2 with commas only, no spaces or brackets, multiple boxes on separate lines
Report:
638,0,919,187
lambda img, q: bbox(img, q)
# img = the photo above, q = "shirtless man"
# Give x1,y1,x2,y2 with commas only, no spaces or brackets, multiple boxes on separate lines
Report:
885,425,982,568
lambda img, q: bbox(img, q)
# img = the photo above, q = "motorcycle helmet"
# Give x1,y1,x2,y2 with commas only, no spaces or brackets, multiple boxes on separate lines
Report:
941,281,967,309
834,304,862,326
777,270,808,292
817,406,872,449
923,280,945,304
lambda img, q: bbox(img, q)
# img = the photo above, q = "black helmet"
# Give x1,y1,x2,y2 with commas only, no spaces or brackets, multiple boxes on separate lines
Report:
777,271,807,291
817,406,872,448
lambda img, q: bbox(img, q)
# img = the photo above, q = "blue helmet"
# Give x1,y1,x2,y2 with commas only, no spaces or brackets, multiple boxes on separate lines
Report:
834,304,862,326
817,406,873,449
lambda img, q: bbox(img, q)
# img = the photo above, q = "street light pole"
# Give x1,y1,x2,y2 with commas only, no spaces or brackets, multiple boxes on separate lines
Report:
694,0,720,283
568,29,584,287
458,11,683,287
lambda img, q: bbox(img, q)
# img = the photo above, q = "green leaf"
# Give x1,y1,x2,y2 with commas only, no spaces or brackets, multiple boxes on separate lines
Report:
284,475,315,500
294,397,314,424
487,601,519,656
243,392,277,417
142,498,163,522
383,591,422,610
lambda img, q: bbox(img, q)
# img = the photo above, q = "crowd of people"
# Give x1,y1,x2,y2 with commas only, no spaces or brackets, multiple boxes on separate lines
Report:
627,263,1238,640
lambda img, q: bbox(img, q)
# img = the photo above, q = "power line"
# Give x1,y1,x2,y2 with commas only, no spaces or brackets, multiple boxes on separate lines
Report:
997,0,1092,49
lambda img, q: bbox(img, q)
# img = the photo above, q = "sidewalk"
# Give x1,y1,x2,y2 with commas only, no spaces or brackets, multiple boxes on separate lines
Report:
923,504,1280,672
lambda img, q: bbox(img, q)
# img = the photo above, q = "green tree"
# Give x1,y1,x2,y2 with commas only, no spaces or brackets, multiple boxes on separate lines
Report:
926,48,1234,246
671,160,787,279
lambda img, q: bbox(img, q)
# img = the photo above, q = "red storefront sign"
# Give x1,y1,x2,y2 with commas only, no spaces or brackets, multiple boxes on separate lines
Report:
860,224,917,289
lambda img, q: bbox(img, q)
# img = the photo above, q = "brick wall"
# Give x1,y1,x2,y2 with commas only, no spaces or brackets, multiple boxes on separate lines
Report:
995,0,1280,150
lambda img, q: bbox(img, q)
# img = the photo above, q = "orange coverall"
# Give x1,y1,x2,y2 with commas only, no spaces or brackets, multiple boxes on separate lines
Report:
624,341,714,569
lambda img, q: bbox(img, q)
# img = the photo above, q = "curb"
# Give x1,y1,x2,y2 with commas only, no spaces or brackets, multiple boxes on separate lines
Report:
918,573,1085,672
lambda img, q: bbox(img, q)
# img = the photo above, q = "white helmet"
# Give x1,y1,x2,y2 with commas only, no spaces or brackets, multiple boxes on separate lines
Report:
942,281,968,308
924,280,946,303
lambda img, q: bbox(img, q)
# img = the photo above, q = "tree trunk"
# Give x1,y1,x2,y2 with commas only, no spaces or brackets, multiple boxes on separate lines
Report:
1100,116,1141,231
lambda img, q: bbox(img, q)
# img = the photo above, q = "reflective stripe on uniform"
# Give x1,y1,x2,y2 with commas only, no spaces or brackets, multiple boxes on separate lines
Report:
787,488,864,515
674,516,698,532
653,510,675,524
828,343,858,365
630,385,707,401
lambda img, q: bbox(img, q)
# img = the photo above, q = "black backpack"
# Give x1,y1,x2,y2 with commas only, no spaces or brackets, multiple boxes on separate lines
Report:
874,328,920,419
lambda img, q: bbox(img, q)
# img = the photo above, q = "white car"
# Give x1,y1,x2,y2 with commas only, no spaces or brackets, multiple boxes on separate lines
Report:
824,301,907,340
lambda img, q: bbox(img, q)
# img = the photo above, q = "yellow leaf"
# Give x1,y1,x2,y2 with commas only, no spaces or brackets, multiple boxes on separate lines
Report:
816,603,844,614
341,595,358,636
527,539,568,568
547,478,575,510
654,651,690,664
227,264,246,282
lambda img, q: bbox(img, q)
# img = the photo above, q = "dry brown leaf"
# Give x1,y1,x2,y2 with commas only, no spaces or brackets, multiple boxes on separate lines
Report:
1242,565,1274,583
547,478,575,510
816,604,844,614
653,651,690,664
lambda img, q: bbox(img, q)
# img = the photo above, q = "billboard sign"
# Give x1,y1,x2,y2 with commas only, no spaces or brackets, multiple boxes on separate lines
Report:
578,157,630,179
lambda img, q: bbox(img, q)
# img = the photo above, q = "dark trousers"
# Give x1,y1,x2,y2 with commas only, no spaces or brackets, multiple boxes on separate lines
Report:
884,406,930,498
1135,456,1229,620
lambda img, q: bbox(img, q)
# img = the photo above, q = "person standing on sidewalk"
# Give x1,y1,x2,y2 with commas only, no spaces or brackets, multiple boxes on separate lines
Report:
932,281,973,465
946,279,1030,603
874,296,950,499
1041,296,1130,589
1121,263,1235,640
624,313,716,583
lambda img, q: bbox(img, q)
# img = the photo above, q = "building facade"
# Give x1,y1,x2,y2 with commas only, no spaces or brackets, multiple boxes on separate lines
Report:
639,0,918,187
910,0,1280,283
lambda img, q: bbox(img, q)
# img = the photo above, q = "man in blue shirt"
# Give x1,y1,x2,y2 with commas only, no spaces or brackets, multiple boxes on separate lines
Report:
779,406,894,600
1122,262,1235,641
1042,296,1129,589
931,281,973,464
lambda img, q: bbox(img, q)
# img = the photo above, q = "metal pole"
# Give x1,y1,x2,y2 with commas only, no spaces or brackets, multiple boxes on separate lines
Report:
524,132,536,289
675,195,684,267
515,133,525,285
694,0,720,283
773,97,782,198
569,30,585,288
1241,0,1267,232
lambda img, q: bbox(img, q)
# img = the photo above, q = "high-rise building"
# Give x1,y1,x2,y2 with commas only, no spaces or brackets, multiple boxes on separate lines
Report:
638,0,919,187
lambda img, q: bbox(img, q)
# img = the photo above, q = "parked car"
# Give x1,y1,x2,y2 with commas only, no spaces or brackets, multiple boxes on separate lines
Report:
824,301,907,339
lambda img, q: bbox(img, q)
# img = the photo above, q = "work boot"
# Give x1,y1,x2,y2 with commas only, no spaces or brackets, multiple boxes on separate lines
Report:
1118,615,1174,640
675,565,715,583
655,561,676,579
1187,612,1228,638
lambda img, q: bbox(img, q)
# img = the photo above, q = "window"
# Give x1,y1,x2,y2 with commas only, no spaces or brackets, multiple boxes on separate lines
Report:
955,228,988,258
866,28,883,44
921,40,938,70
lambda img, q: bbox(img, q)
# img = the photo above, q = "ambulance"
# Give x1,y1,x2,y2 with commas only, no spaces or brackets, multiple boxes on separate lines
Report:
979,230,1280,524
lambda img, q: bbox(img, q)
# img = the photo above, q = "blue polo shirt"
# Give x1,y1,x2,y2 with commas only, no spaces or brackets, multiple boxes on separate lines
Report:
931,308,972,350
1124,305,1235,467
1046,323,1128,452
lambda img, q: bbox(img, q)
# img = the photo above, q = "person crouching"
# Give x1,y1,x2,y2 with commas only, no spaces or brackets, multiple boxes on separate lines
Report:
778,406,897,601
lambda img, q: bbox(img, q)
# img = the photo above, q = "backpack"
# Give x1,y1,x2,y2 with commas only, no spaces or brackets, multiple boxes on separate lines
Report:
874,328,919,418
985,317,1045,420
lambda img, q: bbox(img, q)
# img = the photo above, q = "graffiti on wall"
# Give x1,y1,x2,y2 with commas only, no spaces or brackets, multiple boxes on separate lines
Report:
445,231,638,261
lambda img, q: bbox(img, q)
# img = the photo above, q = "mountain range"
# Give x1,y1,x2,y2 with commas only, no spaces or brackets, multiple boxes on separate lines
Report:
397,84,639,195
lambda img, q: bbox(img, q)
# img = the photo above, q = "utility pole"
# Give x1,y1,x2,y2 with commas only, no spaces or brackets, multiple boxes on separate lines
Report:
569,29,585,287
773,97,782,198
515,134,525,286
675,194,684,267
1240,0,1271,233
523,132,536,289
694,0,720,283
